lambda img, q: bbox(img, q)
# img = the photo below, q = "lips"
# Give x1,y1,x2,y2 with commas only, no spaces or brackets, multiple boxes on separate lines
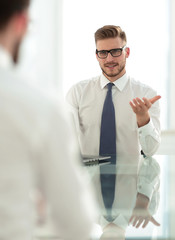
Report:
107,65,117,67
104,63,118,68
105,64,118,69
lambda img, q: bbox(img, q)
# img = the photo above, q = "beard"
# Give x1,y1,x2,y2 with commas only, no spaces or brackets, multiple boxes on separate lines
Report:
101,60,126,79
13,40,21,64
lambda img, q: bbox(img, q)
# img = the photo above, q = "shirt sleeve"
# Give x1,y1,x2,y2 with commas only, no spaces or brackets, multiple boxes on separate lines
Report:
138,91,161,156
137,156,160,215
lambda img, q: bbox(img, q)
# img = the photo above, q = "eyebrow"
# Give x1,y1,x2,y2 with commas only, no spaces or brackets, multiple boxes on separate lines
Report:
96,47,124,52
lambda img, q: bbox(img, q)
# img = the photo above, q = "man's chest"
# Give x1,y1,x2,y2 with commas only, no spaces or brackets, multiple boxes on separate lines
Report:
77,89,138,132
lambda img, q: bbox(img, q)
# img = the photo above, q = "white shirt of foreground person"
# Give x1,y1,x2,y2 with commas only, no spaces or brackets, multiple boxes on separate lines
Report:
66,73,161,157
0,45,97,240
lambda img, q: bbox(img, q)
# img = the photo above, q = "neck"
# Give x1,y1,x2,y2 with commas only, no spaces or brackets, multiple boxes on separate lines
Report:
103,70,126,82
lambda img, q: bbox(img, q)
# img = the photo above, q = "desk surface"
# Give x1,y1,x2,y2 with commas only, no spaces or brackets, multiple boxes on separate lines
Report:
34,155,175,240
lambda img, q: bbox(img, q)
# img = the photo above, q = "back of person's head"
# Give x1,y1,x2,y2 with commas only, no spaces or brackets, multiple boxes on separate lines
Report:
94,25,127,44
0,0,30,30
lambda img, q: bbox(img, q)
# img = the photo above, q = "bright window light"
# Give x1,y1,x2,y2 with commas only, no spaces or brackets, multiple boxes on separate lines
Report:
62,0,169,130
62,2,169,237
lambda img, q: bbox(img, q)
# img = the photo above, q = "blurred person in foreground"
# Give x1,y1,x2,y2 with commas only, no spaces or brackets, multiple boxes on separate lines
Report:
0,0,97,239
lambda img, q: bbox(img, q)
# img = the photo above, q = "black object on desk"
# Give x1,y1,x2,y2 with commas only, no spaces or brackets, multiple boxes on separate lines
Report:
82,155,111,166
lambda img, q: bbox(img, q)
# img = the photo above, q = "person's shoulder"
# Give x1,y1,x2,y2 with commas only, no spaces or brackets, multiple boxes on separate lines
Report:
0,68,69,144
0,68,64,118
129,76,157,94
66,75,100,98
71,75,100,89
20,84,65,119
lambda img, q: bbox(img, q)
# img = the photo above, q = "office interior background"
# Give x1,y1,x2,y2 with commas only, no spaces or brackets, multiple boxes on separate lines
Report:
16,0,175,239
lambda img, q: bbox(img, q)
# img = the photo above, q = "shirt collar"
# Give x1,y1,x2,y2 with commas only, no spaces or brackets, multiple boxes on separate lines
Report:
0,45,14,69
100,73,128,91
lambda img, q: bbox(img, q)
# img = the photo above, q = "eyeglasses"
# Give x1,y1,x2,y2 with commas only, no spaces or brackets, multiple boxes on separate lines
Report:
96,46,126,59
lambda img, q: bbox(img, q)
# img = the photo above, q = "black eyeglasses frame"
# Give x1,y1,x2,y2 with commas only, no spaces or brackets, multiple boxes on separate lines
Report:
96,46,127,59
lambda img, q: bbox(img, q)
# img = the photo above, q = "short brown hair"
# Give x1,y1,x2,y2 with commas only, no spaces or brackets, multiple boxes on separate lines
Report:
95,25,127,44
0,0,30,30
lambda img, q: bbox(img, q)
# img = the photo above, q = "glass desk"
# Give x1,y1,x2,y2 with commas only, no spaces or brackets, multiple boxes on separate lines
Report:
34,155,175,240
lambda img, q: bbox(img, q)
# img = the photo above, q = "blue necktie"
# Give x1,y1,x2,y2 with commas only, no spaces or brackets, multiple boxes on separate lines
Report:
99,83,116,221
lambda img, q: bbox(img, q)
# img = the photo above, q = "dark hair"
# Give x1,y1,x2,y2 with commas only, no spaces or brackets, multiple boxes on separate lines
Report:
0,0,30,30
95,25,127,44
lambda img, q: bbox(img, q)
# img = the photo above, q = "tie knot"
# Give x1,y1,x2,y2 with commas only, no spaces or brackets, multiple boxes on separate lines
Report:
107,83,114,91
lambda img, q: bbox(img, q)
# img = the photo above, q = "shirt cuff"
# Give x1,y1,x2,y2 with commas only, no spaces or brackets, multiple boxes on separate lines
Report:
138,119,155,136
137,181,154,200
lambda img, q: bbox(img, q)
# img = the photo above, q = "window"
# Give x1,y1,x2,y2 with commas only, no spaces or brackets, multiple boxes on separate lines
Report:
62,0,170,130
62,1,170,238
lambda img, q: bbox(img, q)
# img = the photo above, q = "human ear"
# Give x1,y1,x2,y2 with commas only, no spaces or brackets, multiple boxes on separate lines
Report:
13,11,29,37
125,47,130,58
96,51,99,61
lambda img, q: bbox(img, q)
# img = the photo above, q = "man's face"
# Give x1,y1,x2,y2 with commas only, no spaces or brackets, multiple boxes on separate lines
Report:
96,37,129,82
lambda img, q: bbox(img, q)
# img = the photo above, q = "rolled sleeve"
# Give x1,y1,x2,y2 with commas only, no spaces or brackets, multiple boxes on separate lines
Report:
138,119,161,156
137,156,160,200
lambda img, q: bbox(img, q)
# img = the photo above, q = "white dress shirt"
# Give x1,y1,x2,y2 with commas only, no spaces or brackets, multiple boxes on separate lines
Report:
66,74,161,157
66,74,161,229
0,45,96,240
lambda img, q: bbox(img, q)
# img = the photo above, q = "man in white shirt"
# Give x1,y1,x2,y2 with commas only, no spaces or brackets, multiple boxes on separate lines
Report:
0,0,96,239
66,25,161,239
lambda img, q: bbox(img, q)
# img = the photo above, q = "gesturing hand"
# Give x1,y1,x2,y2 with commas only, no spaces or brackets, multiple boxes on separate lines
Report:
129,193,160,229
129,95,161,127
129,207,160,229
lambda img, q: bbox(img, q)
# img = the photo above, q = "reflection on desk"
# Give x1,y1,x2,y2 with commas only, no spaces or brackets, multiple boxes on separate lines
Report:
85,154,160,240
34,155,175,240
